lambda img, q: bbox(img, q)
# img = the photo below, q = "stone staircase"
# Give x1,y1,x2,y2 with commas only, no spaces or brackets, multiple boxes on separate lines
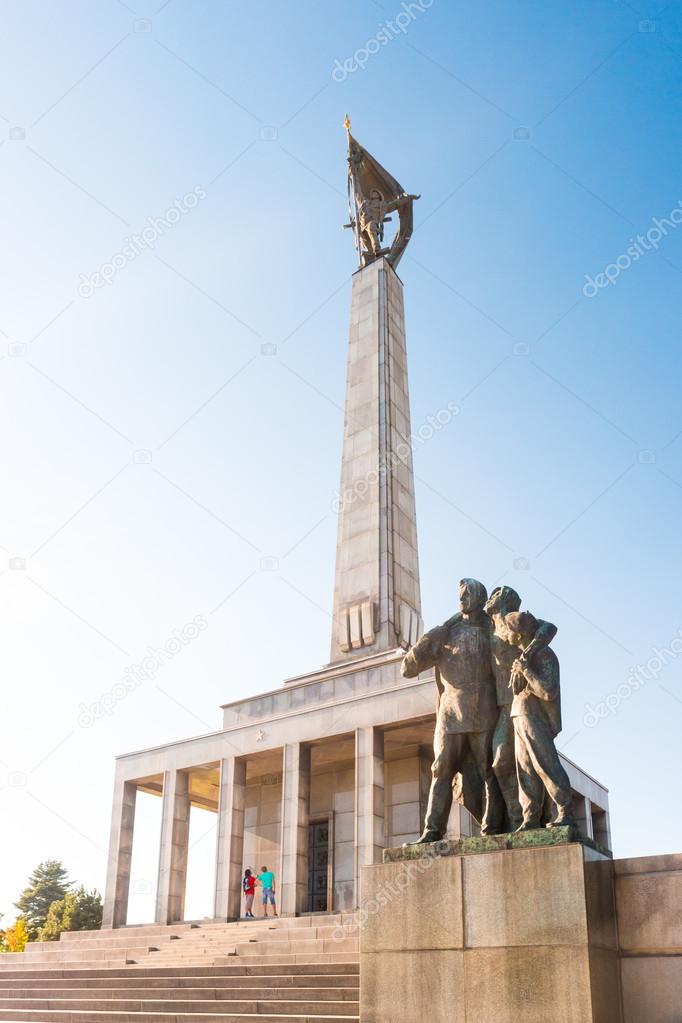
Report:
0,914,360,1021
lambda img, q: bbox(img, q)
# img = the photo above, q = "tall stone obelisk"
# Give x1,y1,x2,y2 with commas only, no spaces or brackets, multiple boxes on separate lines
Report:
330,124,422,662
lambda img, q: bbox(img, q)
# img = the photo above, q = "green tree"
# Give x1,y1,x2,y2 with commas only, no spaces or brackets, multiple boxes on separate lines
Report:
38,887,102,942
15,861,71,939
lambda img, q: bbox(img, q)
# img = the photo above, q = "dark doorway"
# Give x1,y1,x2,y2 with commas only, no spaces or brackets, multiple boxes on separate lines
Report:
308,819,330,912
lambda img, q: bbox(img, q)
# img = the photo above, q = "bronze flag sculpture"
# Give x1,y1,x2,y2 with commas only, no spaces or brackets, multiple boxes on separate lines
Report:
344,115,419,270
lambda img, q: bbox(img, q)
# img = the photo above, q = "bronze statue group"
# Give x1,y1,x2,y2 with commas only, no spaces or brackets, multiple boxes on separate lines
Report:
402,579,575,840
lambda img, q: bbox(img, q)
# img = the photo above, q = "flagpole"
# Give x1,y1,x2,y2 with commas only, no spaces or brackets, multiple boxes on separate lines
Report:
344,114,362,267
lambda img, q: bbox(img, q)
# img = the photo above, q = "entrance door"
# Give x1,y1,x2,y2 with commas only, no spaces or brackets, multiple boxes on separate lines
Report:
308,819,330,912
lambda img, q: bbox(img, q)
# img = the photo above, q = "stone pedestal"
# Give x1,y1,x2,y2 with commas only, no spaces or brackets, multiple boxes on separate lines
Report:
360,833,621,1023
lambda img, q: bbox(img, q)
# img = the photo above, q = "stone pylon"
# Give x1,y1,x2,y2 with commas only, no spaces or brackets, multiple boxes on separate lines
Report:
330,256,422,662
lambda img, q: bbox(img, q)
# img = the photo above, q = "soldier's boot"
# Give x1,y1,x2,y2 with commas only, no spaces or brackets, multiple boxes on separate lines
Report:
515,819,542,832
547,813,576,828
413,828,443,844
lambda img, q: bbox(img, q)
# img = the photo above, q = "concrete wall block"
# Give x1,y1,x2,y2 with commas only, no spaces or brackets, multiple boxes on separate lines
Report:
360,856,464,952
463,846,589,948
334,840,355,883
390,800,421,837
464,946,595,1023
620,956,682,1023
615,868,682,952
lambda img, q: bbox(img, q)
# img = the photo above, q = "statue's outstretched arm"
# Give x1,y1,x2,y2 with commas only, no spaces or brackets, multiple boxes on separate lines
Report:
383,194,420,215
401,626,443,678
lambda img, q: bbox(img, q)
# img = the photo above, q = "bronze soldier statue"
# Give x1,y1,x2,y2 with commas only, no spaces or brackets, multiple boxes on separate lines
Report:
401,578,503,841
356,187,419,260
505,610,575,830
484,586,557,831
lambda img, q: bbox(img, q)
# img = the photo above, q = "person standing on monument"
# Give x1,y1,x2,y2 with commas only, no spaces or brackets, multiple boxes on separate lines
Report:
484,586,557,831
504,610,575,831
257,865,278,918
401,578,503,840
242,868,256,919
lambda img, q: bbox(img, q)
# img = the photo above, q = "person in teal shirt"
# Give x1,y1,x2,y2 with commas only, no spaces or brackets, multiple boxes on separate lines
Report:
257,865,277,917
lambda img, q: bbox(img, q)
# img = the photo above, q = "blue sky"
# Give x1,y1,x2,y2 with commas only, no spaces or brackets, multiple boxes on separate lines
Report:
1,0,681,922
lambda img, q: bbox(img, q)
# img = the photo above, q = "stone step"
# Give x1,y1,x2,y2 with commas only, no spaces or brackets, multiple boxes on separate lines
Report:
0,956,359,974
235,955,359,967
0,959,138,972
161,927,344,943
0,963,359,980
0,986,359,1001
47,927,276,949
26,936,182,953
20,928,351,962
234,940,357,957
17,947,158,962
0,1012,357,1022
0,997,360,1014
58,925,198,943
59,915,356,942
140,949,361,965
146,948,354,964
129,936,350,961
0,975,358,991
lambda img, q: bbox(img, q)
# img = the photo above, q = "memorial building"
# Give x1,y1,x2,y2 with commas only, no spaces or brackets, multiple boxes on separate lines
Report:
101,126,610,930
6,123,675,1023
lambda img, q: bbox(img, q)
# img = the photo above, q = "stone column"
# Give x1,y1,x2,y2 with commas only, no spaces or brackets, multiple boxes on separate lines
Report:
279,743,311,916
355,726,385,907
155,769,190,924
582,797,594,840
214,757,246,920
571,794,594,840
102,778,137,929
592,806,611,850
330,257,422,662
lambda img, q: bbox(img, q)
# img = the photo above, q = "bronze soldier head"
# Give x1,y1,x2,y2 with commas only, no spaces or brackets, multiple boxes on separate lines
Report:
504,610,538,649
485,585,521,616
458,578,487,615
